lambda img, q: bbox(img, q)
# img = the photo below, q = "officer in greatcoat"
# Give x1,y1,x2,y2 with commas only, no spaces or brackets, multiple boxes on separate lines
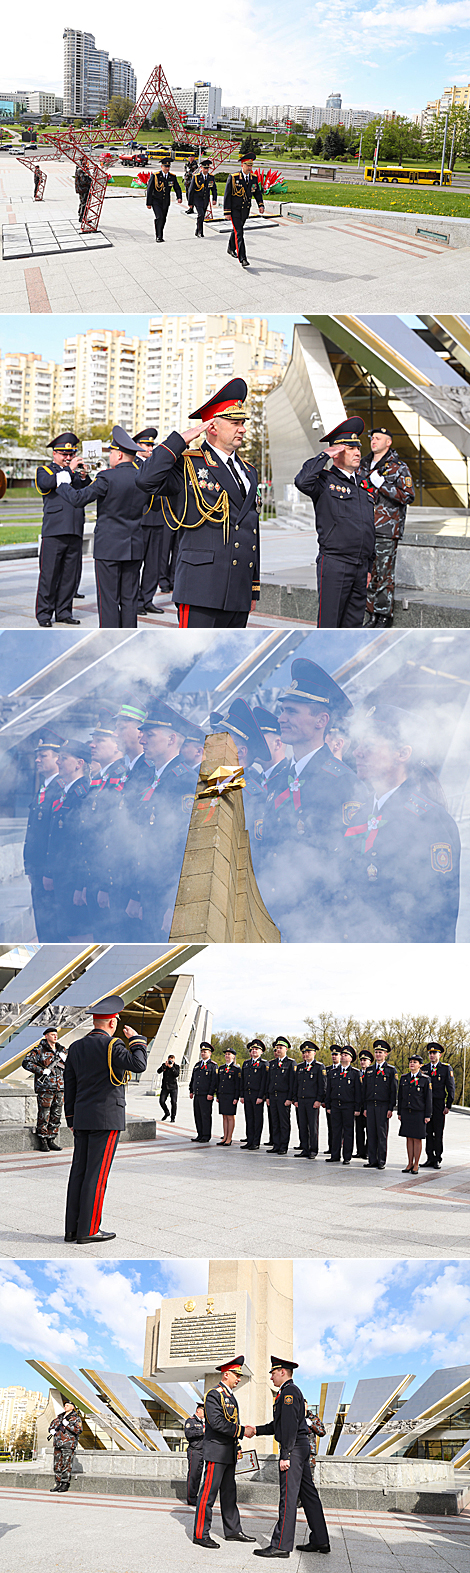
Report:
64,993,147,1243
135,378,261,627
35,431,90,627
294,415,376,627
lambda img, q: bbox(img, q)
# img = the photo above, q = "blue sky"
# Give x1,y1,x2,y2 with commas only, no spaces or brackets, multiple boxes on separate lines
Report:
0,316,300,363
1,1258,469,1406
3,0,470,115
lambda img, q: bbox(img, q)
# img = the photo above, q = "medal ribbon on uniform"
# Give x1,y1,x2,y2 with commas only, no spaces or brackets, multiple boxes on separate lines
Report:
345,813,383,852
197,765,246,823
274,773,305,814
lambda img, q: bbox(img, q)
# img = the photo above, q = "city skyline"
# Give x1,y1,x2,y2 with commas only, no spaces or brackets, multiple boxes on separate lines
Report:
0,1259,468,1407
2,0,469,116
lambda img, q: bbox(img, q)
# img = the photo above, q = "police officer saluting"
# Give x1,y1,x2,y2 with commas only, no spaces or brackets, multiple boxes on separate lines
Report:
362,1040,397,1170
295,416,376,628
189,1042,218,1143
134,428,165,616
185,1402,205,1506
224,155,265,268
240,1039,268,1150
193,1356,255,1548
294,1042,325,1160
35,432,90,627
64,993,147,1243
252,1356,330,1558
146,155,182,242
422,1042,455,1169
136,378,260,627
189,157,217,237
326,1046,361,1165
65,426,144,627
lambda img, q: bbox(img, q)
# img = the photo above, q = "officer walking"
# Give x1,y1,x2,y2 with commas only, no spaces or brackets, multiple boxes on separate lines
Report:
64,994,147,1244
252,1357,330,1558
65,426,144,627
136,378,261,627
48,1400,82,1493
362,427,415,627
295,416,376,627
240,1039,268,1150
146,155,182,241
185,1403,205,1506
22,1027,67,1152
294,1042,325,1160
189,1042,218,1143
326,1046,361,1165
362,1040,397,1169
224,156,265,267
267,1038,296,1155
35,432,89,627
184,156,198,210
189,157,218,236
134,428,166,616
193,1356,256,1548
422,1042,455,1168
23,732,62,940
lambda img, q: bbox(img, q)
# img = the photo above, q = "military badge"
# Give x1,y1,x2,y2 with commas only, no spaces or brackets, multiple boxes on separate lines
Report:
284,1395,293,1404
198,467,209,481
367,862,378,878
182,795,194,814
254,819,263,840
342,800,361,826
431,843,452,873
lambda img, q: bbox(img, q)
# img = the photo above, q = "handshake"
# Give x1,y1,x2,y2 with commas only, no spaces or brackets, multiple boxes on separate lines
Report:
244,1424,256,1439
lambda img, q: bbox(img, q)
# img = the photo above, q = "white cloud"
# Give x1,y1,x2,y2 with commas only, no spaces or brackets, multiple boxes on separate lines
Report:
293,1259,470,1381
0,1270,89,1361
45,1261,163,1364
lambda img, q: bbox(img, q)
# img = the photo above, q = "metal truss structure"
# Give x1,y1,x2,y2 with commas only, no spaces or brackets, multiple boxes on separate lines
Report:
16,63,241,233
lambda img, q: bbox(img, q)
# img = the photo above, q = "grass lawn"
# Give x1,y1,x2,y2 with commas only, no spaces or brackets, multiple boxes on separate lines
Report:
0,526,40,543
257,180,470,216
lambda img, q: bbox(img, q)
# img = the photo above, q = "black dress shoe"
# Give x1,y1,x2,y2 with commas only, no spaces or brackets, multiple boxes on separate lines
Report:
50,1484,63,1492
296,1545,330,1554
253,1550,289,1559
37,619,52,627
191,1137,204,1142
142,604,164,613
47,1139,62,1151
343,1159,351,1165
420,1160,434,1168
64,1233,77,1242
364,1162,377,1168
193,1537,220,1548
74,592,85,598
377,1162,385,1169
295,1151,311,1158
241,259,250,268
325,1157,339,1163
76,1230,116,1244
55,616,80,625
225,1532,256,1541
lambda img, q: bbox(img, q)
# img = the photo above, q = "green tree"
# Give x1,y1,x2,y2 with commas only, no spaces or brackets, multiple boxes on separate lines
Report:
0,403,23,444
106,96,133,129
311,134,323,155
239,133,261,159
302,1011,470,1102
152,109,168,130
323,128,346,160
361,115,424,165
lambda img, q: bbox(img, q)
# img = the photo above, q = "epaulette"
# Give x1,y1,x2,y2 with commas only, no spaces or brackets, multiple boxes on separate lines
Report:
404,793,431,816
183,449,204,457
321,758,342,775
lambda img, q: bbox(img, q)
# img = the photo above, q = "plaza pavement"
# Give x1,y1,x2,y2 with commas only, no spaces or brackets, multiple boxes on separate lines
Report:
0,1489,469,1573
1,1089,469,1258
0,528,318,629
1,158,470,312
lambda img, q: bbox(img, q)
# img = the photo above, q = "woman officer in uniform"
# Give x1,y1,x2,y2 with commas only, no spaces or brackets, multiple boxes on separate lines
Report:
398,1054,432,1175
216,1047,241,1147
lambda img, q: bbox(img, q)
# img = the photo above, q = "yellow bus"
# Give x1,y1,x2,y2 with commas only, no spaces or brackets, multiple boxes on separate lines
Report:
364,164,452,186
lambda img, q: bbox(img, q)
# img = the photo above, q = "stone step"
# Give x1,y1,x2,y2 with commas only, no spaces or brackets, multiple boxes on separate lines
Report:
0,1117,156,1153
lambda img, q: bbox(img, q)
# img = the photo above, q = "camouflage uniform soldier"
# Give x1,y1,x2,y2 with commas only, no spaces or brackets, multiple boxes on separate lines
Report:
48,1401,82,1492
22,1029,67,1152
361,428,415,626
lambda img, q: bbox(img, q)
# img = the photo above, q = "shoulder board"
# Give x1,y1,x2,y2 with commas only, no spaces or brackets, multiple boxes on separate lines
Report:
183,449,204,458
321,758,342,775
404,793,432,815
132,461,139,470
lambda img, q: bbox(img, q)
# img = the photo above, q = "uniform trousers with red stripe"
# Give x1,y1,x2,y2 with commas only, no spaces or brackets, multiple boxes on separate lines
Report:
269,1437,329,1553
65,1128,120,1238
178,604,248,628
194,1457,242,1541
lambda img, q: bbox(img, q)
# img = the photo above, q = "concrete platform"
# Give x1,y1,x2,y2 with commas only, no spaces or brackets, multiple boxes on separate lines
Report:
2,219,111,260
0,1487,469,1573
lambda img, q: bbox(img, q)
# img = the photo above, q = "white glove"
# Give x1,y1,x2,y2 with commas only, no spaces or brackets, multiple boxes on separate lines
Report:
56,472,72,486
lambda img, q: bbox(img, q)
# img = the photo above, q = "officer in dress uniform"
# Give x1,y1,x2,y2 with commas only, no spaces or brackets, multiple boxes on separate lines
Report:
64,993,147,1243
344,703,461,944
48,1401,82,1492
216,1047,241,1145
355,1049,373,1159
422,1042,455,1168
65,426,144,628
240,1039,268,1150
294,1042,326,1160
397,1055,432,1174
133,428,166,616
224,155,265,267
185,156,198,210
146,156,182,241
325,1047,341,1153
23,732,62,940
326,1046,361,1165
22,1027,67,1152
189,1042,218,1142
123,705,196,941
35,432,90,627
43,739,91,939
135,378,261,627
189,157,218,236
193,1355,255,1548
256,659,366,942
267,1037,296,1155
71,723,127,938
294,416,376,628
253,1356,330,1558
185,1403,205,1506
362,1040,397,1169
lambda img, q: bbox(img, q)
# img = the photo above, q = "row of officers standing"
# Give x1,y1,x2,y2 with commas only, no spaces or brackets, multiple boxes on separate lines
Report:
188,1037,455,1173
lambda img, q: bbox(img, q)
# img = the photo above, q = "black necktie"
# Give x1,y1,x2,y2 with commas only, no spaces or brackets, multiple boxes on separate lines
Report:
227,456,245,498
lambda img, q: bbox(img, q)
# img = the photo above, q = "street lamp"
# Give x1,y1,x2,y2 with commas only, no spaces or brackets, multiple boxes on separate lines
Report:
372,119,383,184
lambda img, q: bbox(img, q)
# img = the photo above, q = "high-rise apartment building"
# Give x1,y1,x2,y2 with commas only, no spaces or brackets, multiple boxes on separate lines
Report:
61,331,147,431
170,82,222,122
0,1387,47,1452
63,28,136,119
0,354,63,434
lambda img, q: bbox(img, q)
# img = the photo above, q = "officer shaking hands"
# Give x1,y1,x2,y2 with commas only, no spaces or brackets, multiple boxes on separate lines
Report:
295,416,376,628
